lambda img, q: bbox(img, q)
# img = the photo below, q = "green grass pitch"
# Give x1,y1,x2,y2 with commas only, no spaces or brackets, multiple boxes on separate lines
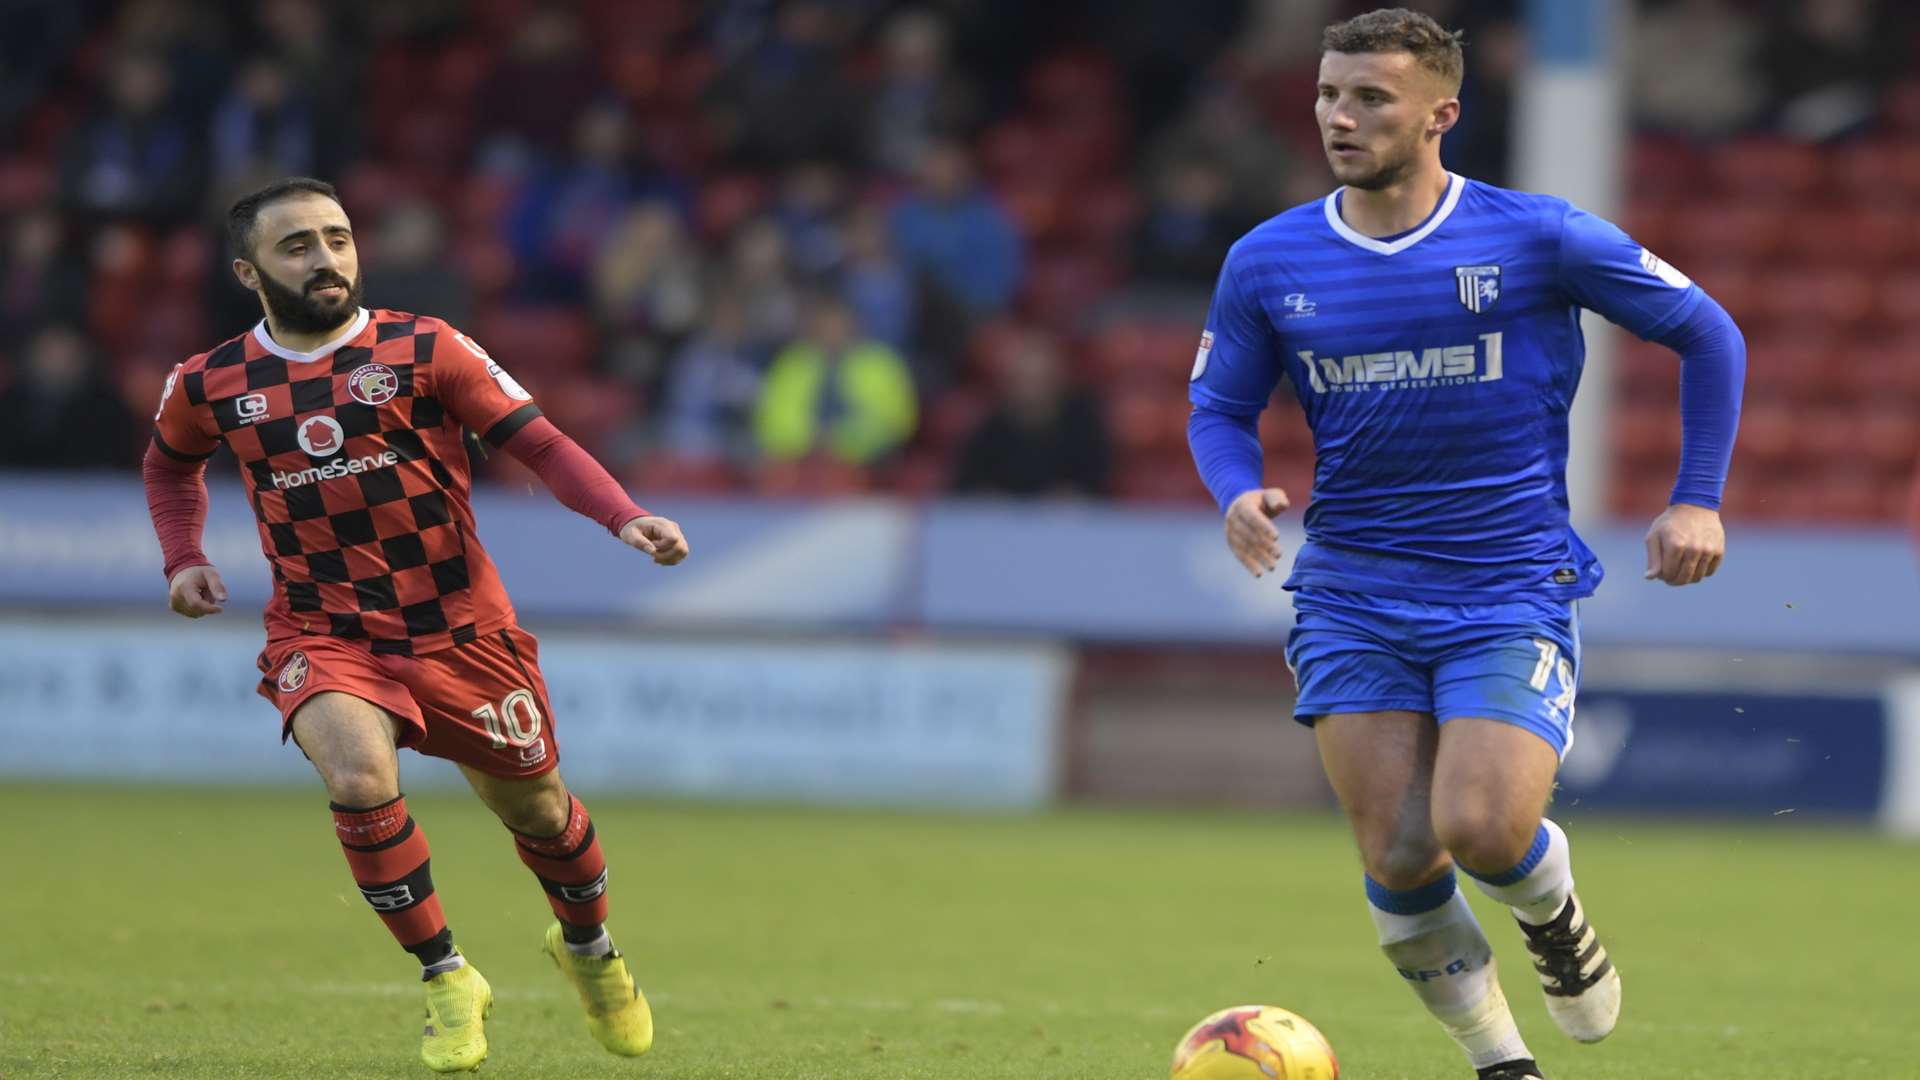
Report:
0,783,1907,1078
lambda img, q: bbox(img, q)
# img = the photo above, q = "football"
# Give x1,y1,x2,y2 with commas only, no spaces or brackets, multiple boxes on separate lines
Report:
1170,1005,1339,1080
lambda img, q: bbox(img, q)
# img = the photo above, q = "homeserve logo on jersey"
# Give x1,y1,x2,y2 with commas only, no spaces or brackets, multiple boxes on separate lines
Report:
1298,331,1505,394
270,415,398,489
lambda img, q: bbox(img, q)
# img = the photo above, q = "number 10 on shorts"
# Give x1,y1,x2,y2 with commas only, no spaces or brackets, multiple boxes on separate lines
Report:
472,688,543,748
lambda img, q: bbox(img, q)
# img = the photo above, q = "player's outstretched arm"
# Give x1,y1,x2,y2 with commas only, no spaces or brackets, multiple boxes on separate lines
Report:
1643,503,1723,587
168,564,229,617
618,516,691,566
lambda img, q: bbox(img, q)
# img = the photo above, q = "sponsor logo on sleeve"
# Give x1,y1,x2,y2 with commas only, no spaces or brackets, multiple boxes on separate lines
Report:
1639,247,1693,288
486,361,532,401
1190,330,1214,381
154,366,181,421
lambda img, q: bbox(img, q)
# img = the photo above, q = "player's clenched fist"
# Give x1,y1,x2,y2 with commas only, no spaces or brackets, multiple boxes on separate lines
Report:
1225,487,1290,578
1643,503,1724,586
168,564,228,617
619,516,691,566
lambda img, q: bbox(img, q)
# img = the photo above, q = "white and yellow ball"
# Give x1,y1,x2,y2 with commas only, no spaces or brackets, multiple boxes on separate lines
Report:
1169,1005,1339,1080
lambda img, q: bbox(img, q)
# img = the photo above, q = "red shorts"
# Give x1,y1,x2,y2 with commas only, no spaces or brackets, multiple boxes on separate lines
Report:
257,625,559,778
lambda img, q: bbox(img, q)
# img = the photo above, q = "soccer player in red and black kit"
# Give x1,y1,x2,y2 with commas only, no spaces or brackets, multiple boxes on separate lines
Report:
143,178,687,1073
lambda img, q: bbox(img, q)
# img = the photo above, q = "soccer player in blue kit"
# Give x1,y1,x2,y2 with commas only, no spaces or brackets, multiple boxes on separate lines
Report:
1187,10,1743,1080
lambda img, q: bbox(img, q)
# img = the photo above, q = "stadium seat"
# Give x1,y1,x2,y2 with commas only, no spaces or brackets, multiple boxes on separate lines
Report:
1871,271,1920,329
1066,180,1142,246
625,453,738,495
0,160,52,212
1626,137,1706,207
537,375,643,454
1858,404,1920,470
1018,250,1120,331
693,174,768,242
1614,339,1676,403
1750,268,1873,336
1111,456,1210,504
752,458,873,497
1827,139,1920,201
470,308,598,376
1709,139,1822,202
1665,203,1786,263
877,451,951,499
919,388,990,452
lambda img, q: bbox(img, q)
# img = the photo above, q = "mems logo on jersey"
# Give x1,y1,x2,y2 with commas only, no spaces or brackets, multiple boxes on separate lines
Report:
1298,332,1505,395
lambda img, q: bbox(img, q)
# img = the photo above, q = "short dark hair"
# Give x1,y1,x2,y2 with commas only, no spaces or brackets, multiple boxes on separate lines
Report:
1322,8,1465,94
227,177,342,260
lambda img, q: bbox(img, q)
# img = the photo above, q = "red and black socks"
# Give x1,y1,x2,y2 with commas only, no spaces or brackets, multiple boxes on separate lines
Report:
511,794,612,954
331,795,462,976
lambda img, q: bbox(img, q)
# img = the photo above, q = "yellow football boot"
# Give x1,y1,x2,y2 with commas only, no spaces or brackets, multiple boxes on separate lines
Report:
541,922,654,1056
420,956,492,1073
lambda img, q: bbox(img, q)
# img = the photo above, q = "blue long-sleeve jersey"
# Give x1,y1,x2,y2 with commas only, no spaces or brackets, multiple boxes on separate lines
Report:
1187,172,1744,603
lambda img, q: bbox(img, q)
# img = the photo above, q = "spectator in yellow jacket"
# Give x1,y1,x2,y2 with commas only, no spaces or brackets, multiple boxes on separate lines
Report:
755,292,917,464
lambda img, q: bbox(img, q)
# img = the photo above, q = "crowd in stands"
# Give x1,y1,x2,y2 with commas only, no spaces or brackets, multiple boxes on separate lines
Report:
0,0,1914,523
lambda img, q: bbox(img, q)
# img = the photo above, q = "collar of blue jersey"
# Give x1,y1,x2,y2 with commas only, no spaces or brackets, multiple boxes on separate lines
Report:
252,307,371,363
1323,172,1465,256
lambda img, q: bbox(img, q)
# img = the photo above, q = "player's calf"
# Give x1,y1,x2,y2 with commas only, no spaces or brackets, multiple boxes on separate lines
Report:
1366,872,1536,1073
508,792,612,947
333,795,464,975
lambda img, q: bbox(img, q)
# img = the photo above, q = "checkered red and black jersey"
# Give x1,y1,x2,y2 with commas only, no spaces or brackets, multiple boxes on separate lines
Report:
151,309,541,655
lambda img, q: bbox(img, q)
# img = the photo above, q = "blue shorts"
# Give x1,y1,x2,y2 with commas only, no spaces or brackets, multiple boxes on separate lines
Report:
1285,587,1581,757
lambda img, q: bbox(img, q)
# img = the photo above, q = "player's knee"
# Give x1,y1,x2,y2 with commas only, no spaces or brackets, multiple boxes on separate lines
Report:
324,764,399,809
1362,832,1449,891
501,783,572,837
1431,802,1535,876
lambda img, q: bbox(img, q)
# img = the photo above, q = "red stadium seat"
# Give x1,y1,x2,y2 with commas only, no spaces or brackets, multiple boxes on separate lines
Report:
1709,139,1823,202
1811,464,1886,523
625,453,738,495
693,174,768,242
877,451,951,499
1779,208,1916,268
1107,387,1172,455
1018,250,1120,331
1828,139,1920,202
997,178,1067,242
1664,203,1787,264
1609,399,1681,469
0,160,52,212
1067,180,1142,246
1871,271,1920,329
1626,137,1707,207
470,308,598,376
1750,268,1873,337
920,388,989,451
752,458,873,497
1613,339,1676,403
537,375,643,455
1111,456,1210,505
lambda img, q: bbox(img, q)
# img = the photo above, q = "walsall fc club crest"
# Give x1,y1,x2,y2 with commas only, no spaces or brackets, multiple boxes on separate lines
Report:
347,362,399,406
277,651,310,693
